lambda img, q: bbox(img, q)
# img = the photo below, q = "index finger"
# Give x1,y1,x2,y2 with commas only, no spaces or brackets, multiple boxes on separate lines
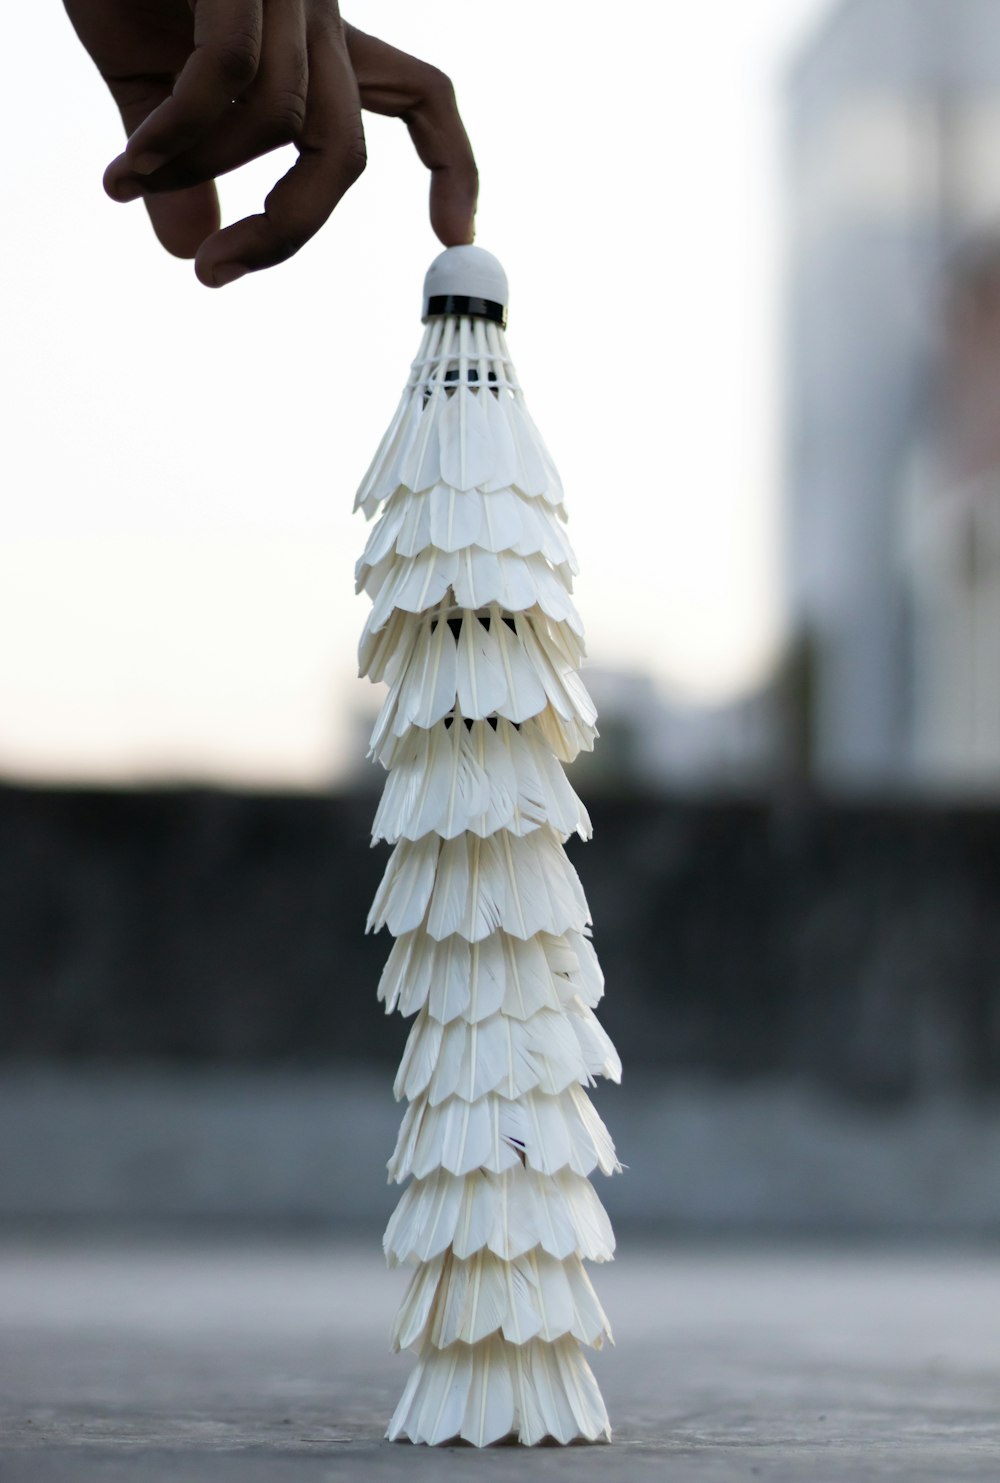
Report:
107,0,263,182
344,25,478,247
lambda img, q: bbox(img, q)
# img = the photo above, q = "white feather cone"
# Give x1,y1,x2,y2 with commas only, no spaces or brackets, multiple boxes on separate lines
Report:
378,928,604,1023
387,1084,620,1182
355,317,565,521
367,828,591,943
372,717,591,844
392,1248,612,1352
360,547,582,637
383,1166,615,1266
357,285,618,1449
385,1334,611,1446
357,484,578,575
394,1003,620,1105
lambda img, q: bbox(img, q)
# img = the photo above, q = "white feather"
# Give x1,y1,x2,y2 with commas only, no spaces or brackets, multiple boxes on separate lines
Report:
390,1252,445,1352
366,834,439,937
354,383,420,518
392,1010,443,1102
378,931,471,1021
480,372,521,492
384,1168,493,1267
427,1250,511,1348
395,1006,594,1105
378,926,604,1025
414,835,480,943
470,487,531,555
439,383,495,491
394,482,434,556
362,548,456,633
391,613,458,733
358,604,418,686
564,998,622,1083
455,612,510,719
393,1249,611,1352
490,612,550,723
505,394,552,500
377,930,562,1024
468,721,522,834
525,605,587,672
517,400,566,507
397,385,446,495
527,706,598,765
495,1083,621,1178
506,720,591,839
383,1166,616,1266
371,721,495,844
387,1085,620,1182
451,551,577,628
357,485,577,580
386,1333,516,1447
550,929,606,1008
354,319,450,517
497,933,565,1019
386,1336,610,1446
368,608,594,757
513,1336,611,1445
511,496,578,570
354,498,405,578
412,830,590,944
358,547,581,639
461,935,512,1023
426,482,487,552
515,615,597,727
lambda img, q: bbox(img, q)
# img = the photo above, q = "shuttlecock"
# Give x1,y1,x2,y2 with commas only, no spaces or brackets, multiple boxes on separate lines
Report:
355,245,620,1448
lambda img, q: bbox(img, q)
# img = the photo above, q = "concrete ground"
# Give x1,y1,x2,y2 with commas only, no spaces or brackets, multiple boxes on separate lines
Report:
3,1239,1000,1481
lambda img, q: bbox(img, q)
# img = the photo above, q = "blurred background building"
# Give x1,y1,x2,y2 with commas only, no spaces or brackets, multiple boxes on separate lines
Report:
785,0,1000,791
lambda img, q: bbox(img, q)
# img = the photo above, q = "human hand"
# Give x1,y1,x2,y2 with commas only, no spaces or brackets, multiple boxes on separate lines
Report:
63,1,478,286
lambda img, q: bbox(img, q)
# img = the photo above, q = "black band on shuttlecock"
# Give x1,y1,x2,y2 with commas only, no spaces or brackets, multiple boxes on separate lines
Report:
423,294,507,329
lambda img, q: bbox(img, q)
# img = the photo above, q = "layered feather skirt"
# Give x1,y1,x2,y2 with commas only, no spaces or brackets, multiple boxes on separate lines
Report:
356,313,620,1446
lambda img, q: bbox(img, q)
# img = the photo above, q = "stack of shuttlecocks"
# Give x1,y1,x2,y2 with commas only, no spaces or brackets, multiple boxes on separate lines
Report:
355,246,621,1447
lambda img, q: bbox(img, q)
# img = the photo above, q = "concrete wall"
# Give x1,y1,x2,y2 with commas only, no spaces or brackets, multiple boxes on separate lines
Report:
4,784,1000,1100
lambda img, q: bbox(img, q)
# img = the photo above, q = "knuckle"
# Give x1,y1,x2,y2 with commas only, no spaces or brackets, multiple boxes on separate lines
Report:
268,89,308,137
423,65,456,104
344,141,368,183
211,34,260,90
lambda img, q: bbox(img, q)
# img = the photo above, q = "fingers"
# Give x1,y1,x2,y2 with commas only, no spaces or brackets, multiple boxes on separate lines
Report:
104,0,263,194
108,0,309,204
97,6,475,282
103,72,222,257
345,25,477,246
194,23,366,287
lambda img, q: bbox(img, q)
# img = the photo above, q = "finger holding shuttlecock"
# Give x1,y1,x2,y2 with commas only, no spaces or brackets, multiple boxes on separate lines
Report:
355,245,619,1447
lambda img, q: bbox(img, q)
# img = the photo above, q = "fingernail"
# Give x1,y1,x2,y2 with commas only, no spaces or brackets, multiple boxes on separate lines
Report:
109,177,143,203
130,150,168,177
211,262,248,288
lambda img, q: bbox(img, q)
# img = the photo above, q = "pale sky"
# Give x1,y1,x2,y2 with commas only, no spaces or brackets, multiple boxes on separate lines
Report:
1,0,828,787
